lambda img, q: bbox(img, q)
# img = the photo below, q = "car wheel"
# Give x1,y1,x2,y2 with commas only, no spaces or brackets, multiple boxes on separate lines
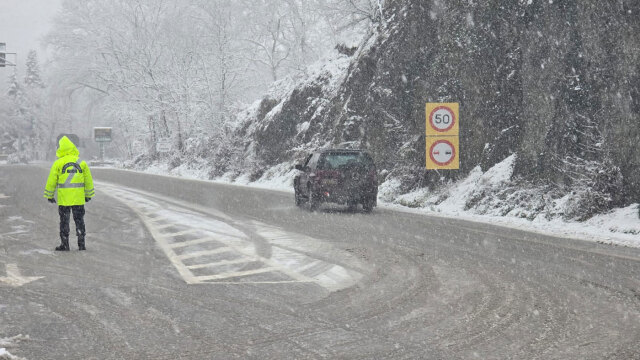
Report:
362,197,374,213
295,189,303,207
308,186,319,211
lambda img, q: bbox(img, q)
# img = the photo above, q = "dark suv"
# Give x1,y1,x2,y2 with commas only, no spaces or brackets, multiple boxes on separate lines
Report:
294,149,378,212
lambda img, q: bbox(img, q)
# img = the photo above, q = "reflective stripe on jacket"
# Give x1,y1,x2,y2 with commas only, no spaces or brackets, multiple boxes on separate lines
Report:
44,136,95,206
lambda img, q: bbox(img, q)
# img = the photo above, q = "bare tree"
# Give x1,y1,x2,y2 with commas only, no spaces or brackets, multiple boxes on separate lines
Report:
43,0,370,160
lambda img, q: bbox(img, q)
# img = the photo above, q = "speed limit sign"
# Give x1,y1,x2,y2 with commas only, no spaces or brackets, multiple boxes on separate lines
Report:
426,103,459,136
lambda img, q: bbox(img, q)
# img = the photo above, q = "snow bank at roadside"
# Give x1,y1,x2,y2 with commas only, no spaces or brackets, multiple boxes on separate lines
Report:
115,154,640,248
0,348,25,360
232,154,640,248
380,155,640,248
384,201,640,248
139,160,296,193
0,335,29,360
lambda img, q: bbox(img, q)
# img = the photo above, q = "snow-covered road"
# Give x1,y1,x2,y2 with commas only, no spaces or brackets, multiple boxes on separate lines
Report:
1,165,640,359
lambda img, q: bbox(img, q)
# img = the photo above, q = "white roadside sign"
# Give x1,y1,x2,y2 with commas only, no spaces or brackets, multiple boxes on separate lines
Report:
156,139,172,153
93,127,112,142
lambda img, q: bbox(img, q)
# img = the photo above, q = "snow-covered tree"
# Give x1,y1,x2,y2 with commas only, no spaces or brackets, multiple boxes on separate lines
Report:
24,50,45,88
4,68,38,160
6,69,22,99
43,0,367,160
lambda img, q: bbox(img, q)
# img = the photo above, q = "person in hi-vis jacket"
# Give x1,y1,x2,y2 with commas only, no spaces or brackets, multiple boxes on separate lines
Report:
44,136,95,251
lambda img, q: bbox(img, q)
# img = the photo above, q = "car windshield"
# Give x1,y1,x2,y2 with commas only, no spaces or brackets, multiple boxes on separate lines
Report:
319,152,373,170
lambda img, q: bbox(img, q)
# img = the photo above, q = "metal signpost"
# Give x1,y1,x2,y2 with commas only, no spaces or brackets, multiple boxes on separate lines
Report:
0,43,5,67
0,43,17,67
426,103,460,170
93,127,112,161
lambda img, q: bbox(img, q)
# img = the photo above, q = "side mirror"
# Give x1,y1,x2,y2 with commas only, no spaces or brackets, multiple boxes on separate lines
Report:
295,164,305,171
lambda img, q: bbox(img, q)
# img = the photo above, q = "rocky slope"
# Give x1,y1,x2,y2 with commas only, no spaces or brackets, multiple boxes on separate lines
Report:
223,0,639,220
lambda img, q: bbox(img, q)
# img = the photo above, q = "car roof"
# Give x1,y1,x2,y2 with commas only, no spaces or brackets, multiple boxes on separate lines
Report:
317,148,367,153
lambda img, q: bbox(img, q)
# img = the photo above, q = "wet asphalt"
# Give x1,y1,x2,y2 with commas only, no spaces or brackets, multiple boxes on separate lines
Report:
1,165,639,359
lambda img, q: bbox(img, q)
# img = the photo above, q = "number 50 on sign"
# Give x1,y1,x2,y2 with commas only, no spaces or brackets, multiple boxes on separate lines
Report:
426,103,459,137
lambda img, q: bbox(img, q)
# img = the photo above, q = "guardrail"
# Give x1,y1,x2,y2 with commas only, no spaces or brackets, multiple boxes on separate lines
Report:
89,161,116,167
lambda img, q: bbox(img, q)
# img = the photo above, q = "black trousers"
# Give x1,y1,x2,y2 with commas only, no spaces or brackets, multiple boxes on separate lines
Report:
58,205,85,245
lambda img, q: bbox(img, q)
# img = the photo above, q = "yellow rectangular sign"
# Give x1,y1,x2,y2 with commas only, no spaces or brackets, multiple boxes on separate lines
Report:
426,136,459,170
426,103,459,137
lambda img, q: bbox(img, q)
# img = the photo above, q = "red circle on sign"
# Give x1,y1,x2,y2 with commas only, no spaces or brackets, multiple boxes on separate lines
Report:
429,106,456,132
429,139,456,166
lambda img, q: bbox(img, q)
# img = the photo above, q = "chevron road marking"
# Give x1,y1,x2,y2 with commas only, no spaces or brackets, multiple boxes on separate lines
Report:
99,182,366,291
177,248,233,260
186,257,257,269
169,237,218,249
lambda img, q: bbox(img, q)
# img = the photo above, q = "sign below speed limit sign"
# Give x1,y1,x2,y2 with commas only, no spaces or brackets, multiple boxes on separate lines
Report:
426,137,459,170
426,103,459,136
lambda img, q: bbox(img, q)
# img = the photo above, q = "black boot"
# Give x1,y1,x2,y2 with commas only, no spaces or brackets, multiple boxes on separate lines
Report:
78,232,86,251
75,210,86,251
56,235,70,251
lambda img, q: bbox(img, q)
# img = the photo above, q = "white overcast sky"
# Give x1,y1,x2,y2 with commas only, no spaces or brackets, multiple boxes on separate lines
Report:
0,0,62,90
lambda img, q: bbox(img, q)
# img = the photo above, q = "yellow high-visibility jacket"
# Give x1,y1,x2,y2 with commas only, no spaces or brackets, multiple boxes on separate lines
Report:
44,136,95,206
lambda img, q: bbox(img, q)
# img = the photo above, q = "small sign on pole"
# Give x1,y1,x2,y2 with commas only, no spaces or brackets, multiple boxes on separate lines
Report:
156,138,172,153
93,127,112,142
93,127,112,161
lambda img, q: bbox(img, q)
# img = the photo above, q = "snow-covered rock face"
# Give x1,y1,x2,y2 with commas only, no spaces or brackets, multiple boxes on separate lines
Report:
233,54,352,171
233,0,638,212
130,0,637,224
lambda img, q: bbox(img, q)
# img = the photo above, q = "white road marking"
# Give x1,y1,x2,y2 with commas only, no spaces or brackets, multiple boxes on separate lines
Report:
98,182,366,290
0,193,10,199
186,257,256,269
0,263,44,287
177,248,233,260
294,260,323,273
169,237,218,249
161,229,200,237
251,221,367,291
195,267,279,282
155,223,178,230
